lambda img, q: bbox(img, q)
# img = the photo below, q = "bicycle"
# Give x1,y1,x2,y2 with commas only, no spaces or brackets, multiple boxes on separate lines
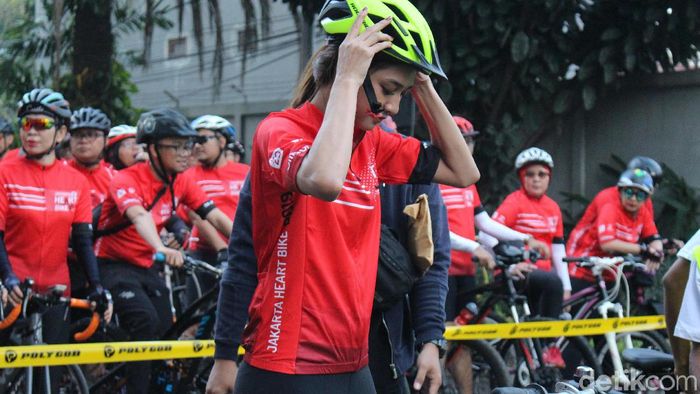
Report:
454,242,601,391
89,253,222,393
0,278,103,394
562,256,670,383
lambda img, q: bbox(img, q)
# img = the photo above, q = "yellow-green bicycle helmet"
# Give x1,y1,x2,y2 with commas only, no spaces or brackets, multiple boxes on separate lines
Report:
319,0,446,79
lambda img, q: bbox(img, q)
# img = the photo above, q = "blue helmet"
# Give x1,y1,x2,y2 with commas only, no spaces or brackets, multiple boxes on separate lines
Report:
0,117,13,135
618,168,654,195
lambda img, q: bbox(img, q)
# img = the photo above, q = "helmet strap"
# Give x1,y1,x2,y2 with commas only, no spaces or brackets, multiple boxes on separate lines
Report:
362,76,383,115
25,127,60,161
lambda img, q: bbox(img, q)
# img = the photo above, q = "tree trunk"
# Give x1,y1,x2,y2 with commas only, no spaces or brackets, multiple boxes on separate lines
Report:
52,0,64,90
72,0,114,107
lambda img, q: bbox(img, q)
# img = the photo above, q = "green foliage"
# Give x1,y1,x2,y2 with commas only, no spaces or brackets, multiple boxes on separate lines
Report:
0,0,146,123
413,0,700,211
653,164,700,241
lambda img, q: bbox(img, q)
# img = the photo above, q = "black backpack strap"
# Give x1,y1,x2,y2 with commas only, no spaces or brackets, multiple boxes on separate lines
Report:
94,185,169,239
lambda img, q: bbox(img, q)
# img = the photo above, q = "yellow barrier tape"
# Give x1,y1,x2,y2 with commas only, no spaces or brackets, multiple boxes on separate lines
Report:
445,315,666,341
0,316,666,368
0,340,215,368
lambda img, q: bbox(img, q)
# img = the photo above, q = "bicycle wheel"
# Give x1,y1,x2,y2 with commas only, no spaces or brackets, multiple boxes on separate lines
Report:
596,330,671,374
4,365,89,394
495,317,601,391
440,340,511,394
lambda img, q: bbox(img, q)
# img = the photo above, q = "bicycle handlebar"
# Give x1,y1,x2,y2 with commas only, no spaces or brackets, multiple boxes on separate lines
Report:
153,252,223,277
0,279,100,342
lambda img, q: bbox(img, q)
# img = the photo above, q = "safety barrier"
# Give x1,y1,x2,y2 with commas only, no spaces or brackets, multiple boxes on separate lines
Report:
0,315,666,368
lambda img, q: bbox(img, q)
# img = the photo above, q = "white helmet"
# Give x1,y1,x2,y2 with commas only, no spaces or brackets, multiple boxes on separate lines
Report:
191,115,233,131
107,124,137,149
515,147,554,170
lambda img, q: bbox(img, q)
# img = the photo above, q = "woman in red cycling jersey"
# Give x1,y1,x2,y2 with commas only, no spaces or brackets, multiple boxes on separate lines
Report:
208,1,479,393
0,88,112,391
484,147,571,318
568,169,663,288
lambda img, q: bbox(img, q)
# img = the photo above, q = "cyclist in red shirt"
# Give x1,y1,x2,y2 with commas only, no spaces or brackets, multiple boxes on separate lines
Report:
440,117,550,320
567,156,662,257
568,169,663,287
66,107,116,295
208,2,479,393
484,147,571,318
0,117,15,160
0,88,112,391
182,114,249,303
104,124,146,170
95,108,233,394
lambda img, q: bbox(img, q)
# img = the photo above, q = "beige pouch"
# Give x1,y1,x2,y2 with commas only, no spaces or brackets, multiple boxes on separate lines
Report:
403,193,434,274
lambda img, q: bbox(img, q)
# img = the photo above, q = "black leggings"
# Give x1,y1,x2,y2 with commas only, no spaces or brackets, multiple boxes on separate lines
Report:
234,362,376,394
445,275,477,321
523,270,563,318
100,259,172,394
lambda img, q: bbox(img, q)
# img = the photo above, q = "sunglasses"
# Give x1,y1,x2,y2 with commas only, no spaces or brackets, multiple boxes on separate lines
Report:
524,171,550,179
194,135,218,145
621,187,649,202
20,117,55,132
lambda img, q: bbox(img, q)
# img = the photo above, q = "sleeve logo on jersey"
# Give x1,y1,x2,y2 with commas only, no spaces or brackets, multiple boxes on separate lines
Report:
269,148,283,169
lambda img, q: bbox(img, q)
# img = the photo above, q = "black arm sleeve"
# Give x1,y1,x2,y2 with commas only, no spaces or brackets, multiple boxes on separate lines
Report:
407,144,441,185
0,232,18,288
214,175,259,360
194,200,216,220
71,223,101,289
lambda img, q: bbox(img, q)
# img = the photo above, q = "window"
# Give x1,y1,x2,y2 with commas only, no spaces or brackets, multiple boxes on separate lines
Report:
167,37,187,59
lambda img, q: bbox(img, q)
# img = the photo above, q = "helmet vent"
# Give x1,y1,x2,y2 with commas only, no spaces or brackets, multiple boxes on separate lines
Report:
368,14,406,51
384,3,409,23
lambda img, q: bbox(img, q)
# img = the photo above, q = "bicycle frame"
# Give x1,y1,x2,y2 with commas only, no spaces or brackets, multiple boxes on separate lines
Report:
562,257,643,385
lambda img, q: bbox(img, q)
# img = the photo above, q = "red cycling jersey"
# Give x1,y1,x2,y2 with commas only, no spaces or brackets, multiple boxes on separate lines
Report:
492,188,564,271
68,160,116,208
1,149,21,163
243,102,432,375
95,162,210,268
440,184,483,276
182,161,249,252
568,198,658,282
567,186,653,255
0,157,92,294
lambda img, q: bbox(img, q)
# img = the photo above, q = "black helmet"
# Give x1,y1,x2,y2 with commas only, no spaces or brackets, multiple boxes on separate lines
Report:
136,108,196,144
0,117,13,135
627,156,663,182
70,107,111,133
17,88,72,122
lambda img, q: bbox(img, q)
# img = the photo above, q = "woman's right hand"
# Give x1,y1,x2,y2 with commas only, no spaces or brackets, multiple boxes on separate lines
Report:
335,8,394,87
8,285,22,306
156,246,184,268
508,262,535,280
474,247,496,270
206,359,238,394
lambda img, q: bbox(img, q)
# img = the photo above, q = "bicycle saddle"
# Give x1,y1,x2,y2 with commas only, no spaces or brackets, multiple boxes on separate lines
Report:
622,348,674,372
